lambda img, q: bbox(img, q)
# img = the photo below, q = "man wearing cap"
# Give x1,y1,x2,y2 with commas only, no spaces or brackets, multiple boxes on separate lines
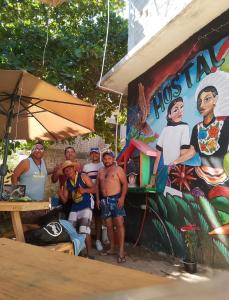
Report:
51,146,82,187
59,160,95,258
51,146,82,218
96,150,128,263
83,147,104,252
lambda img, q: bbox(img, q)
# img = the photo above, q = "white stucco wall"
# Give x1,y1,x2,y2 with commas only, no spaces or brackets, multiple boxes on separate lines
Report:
128,0,192,51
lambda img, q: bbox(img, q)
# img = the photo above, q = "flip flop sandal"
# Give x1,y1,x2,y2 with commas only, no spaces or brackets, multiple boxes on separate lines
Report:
100,250,116,256
117,256,126,263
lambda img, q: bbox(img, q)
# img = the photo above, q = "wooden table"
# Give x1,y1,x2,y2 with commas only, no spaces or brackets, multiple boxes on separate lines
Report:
0,238,170,299
0,201,49,242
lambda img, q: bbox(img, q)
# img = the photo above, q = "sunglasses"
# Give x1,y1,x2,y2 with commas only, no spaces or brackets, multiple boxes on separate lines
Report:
33,147,44,152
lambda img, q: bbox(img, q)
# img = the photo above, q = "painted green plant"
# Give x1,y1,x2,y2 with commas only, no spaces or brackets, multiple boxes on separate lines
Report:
152,191,229,266
180,224,200,262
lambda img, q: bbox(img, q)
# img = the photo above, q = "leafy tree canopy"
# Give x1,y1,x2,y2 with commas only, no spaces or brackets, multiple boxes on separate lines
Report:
0,0,128,147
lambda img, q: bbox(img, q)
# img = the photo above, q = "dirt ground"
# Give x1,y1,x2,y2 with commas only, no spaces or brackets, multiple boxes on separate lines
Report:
0,213,225,284
88,242,224,284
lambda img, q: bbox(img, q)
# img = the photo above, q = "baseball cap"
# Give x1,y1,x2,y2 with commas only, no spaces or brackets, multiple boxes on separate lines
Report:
102,150,115,158
90,147,100,154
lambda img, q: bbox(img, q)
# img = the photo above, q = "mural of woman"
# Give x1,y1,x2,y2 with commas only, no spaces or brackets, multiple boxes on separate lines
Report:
173,84,229,196
150,97,190,190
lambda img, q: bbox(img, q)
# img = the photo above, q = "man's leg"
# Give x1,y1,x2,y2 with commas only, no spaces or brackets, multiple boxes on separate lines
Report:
105,217,115,254
78,209,94,258
114,216,125,258
85,233,93,256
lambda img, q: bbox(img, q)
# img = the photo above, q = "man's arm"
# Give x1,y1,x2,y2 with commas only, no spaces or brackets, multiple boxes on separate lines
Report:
51,163,62,183
58,185,69,204
11,159,29,185
96,170,102,209
80,174,96,194
117,166,128,208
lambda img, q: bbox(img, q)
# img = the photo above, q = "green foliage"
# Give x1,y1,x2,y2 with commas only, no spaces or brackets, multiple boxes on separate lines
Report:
154,191,229,265
190,202,200,212
217,210,229,224
152,219,166,242
199,196,221,229
148,196,159,213
173,195,193,223
182,193,195,202
157,193,168,219
165,220,184,255
198,212,210,234
163,193,179,225
0,140,20,157
0,0,128,144
183,230,198,262
210,196,229,214
213,238,229,264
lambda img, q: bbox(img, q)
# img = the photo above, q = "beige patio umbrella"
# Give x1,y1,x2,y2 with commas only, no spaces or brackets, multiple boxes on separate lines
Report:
39,0,67,7
0,69,95,196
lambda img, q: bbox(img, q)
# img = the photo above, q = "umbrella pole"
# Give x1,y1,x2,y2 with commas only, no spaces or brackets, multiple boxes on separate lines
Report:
0,96,16,199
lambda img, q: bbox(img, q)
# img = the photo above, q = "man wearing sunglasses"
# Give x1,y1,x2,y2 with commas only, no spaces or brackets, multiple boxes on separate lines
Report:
11,142,48,201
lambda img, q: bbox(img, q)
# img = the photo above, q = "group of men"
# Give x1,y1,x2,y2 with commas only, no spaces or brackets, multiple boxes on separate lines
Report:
12,144,128,263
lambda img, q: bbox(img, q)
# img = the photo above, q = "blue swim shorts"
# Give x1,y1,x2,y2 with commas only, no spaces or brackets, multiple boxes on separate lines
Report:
100,193,126,219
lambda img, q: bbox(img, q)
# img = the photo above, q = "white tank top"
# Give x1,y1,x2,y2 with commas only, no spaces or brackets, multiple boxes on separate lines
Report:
20,157,47,201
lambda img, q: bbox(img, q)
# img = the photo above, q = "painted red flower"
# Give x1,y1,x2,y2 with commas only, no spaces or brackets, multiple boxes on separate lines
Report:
208,126,219,138
200,143,207,152
180,224,200,232
170,165,196,191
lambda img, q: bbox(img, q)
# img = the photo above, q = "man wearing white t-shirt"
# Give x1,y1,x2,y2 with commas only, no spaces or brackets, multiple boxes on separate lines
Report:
83,148,106,251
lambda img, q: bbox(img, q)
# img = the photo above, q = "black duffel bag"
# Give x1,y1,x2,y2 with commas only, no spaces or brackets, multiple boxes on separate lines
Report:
25,220,71,245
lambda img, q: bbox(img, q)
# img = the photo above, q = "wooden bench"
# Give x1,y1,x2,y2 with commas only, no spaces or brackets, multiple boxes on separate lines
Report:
43,242,74,255
0,201,49,242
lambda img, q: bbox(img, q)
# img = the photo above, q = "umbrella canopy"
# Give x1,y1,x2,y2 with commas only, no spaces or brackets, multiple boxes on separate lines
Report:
0,70,95,140
0,69,95,198
39,0,67,7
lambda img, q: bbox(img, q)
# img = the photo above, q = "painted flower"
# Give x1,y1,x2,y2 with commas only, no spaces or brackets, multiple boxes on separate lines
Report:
208,125,219,138
170,165,196,191
200,143,207,152
198,128,207,140
180,224,200,232
191,187,205,199
181,224,200,262
207,139,217,151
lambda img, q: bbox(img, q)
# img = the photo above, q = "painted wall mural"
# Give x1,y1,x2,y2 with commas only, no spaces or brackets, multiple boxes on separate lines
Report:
127,13,229,267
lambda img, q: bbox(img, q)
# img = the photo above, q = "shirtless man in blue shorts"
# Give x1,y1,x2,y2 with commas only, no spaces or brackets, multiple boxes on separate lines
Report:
96,150,128,263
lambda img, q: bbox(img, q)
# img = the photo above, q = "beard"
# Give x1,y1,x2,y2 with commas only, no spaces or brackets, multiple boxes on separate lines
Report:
104,162,114,168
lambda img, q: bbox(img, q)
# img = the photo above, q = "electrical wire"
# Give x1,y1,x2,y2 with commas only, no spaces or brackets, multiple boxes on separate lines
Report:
133,192,149,247
42,8,51,67
98,0,110,86
97,0,124,157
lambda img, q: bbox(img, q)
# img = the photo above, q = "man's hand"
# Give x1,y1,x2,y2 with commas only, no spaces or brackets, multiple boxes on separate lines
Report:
53,163,63,176
117,197,124,209
79,186,87,194
168,163,177,172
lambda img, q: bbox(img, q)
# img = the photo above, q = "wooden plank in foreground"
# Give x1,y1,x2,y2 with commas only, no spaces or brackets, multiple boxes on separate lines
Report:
0,238,169,300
